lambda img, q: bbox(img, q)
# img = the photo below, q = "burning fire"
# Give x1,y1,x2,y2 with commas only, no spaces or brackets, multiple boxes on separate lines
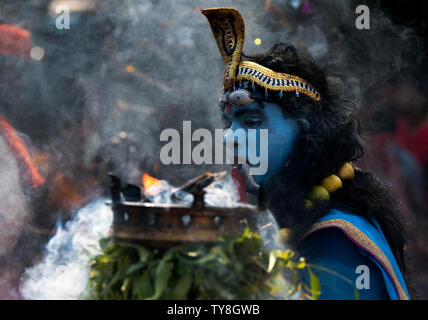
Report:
142,173,163,197
142,173,161,189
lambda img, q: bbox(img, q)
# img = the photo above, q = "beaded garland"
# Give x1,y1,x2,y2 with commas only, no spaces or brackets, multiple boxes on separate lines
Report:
305,162,355,210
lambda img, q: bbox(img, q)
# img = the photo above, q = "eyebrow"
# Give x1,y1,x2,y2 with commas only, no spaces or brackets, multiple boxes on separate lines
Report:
233,109,264,118
253,98,266,109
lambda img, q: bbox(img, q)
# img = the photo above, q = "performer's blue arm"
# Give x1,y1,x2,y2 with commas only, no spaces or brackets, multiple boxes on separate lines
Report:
299,228,389,300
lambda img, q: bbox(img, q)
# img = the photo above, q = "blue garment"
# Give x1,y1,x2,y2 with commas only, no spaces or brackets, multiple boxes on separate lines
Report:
298,209,410,300
299,228,388,299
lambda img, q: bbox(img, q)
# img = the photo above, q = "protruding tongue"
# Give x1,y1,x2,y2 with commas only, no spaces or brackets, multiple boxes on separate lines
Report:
231,167,247,203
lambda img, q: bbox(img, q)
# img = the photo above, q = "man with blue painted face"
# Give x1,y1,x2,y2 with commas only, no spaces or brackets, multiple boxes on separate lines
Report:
202,8,410,300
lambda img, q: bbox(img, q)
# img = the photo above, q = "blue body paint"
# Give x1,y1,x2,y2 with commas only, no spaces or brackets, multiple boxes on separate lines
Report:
223,91,299,194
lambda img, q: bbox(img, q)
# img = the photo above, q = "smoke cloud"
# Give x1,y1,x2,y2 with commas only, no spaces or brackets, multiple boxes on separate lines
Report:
0,0,424,299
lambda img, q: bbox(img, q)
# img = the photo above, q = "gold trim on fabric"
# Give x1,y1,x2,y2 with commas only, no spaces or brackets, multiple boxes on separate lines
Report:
305,219,409,300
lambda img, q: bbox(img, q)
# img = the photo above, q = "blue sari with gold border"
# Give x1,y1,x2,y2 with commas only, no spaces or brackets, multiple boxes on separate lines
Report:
304,209,410,300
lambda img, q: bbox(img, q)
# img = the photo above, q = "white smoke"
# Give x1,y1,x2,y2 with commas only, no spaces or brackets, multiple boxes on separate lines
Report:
146,174,248,208
0,135,31,257
20,199,112,300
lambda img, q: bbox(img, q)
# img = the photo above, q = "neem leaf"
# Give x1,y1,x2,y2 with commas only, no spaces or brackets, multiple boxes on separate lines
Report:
89,229,316,300
136,247,151,262
236,225,250,243
119,243,151,262
99,238,109,250
135,271,154,299
194,251,218,265
235,233,262,257
211,246,229,265
308,267,321,300
101,256,129,295
205,274,234,299
146,252,175,300
279,249,295,260
170,272,193,299
125,261,146,276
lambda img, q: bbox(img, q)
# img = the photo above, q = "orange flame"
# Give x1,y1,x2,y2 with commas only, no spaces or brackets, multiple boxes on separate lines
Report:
0,115,45,188
142,173,164,197
142,173,161,189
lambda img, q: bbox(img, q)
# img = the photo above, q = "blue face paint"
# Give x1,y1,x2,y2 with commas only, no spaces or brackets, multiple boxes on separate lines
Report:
223,92,300,194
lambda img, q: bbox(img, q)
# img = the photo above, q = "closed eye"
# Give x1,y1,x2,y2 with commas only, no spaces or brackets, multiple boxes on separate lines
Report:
242,118,263,128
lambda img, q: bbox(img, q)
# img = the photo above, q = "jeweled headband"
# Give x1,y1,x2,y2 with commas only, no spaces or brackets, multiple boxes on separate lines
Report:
201,7,321,102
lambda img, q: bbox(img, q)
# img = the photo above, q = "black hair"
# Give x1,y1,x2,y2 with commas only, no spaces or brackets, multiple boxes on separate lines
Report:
242,43,409,289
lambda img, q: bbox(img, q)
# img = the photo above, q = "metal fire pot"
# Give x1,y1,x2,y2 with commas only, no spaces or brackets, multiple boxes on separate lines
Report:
108,172,265,247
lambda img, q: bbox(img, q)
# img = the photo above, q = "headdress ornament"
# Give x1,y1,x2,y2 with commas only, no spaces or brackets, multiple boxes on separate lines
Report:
201,8,321,103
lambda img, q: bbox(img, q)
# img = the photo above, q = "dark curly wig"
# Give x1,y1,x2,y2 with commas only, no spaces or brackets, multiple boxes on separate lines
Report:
242,43,408,283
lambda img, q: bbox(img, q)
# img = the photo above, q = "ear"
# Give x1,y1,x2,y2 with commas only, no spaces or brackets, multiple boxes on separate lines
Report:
201,8,245,91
